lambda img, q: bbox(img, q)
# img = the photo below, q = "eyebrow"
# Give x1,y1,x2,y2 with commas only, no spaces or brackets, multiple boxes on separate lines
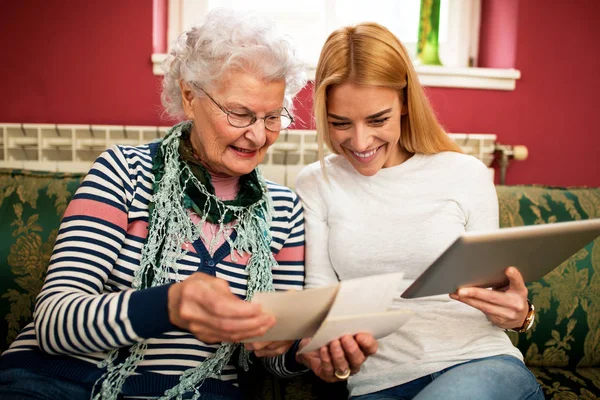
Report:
328,108,393,120
227,103,284,115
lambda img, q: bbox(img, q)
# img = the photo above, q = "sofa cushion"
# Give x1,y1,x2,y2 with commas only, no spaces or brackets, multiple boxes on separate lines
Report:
1,170,598,399
529,367,600,399
497,186,600,369
0,169,84,352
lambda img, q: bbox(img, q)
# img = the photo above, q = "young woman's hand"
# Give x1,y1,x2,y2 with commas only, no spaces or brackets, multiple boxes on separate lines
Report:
168,272,275,343
449,266,530,330
295,333,378,382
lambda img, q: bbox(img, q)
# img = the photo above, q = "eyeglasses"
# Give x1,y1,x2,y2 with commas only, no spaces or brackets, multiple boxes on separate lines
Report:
192,83,294,131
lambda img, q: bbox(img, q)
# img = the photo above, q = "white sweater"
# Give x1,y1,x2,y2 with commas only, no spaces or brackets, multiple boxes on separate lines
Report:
295,152,523,397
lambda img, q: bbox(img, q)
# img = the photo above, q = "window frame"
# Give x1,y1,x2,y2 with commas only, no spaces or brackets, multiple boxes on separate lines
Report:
151,0,520,91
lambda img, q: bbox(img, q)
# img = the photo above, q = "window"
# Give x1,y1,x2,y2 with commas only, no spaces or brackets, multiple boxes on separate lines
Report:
152,0,521,90
175,0,477,68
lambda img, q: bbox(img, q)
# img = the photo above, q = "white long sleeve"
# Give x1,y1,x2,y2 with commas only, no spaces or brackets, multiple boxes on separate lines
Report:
295,152,521,398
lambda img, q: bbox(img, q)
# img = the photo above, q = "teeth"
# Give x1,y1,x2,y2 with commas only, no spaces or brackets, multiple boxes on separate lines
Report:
232,146,254,153
352,148,378,158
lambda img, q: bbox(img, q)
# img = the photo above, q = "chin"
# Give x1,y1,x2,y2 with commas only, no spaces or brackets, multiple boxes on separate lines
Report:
346,155,384,177
354,167,380,177
228,162,261,177
221,154,264,176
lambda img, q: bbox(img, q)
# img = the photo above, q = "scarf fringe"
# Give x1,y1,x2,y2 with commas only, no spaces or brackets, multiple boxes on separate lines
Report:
92,121,276,400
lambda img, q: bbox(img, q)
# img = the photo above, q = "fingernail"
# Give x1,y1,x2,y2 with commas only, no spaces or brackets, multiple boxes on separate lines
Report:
458,289,469,297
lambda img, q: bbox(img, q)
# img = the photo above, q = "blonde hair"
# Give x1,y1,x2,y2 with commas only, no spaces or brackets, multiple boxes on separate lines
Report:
314,22,461,165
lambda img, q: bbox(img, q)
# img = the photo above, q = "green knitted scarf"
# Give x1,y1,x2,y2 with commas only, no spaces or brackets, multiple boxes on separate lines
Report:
92,121,277,400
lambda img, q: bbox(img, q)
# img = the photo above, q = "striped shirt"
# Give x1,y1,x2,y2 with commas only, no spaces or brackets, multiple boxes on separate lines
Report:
0,142,305,398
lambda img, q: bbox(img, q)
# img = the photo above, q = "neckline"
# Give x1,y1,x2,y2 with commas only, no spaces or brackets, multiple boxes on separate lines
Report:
208,172,240,201
337,152,426,178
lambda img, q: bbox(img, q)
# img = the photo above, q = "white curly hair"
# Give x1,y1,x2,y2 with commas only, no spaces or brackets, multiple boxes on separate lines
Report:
161,8,307,120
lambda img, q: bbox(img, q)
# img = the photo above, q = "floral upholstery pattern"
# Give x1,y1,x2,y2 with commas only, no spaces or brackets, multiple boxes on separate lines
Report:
1,169,598,399
498,185,600,399
0,169,84,350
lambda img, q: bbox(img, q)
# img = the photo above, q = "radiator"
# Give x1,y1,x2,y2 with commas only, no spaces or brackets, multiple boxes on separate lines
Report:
0,123,496,188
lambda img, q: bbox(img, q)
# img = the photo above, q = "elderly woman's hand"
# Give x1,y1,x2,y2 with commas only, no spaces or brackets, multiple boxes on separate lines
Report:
168,272,276,344
449,266,530,330
295,333,378,382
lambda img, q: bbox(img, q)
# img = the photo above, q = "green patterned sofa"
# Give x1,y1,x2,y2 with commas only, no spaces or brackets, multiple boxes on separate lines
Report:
1,168,599,399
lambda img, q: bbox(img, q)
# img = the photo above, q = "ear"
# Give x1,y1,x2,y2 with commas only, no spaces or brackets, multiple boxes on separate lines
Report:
180,81,196,120
399,91,408,116
400,101,408,116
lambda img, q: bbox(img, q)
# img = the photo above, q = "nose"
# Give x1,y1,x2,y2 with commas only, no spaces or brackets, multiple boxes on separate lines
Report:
348,124,373,152
244,119,268,147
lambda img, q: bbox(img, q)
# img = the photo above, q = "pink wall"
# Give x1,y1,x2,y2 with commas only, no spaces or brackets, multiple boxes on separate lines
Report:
422,0,600,186
478,0,519,69
509,0,600,186
1,0,598,186
1,0,163,126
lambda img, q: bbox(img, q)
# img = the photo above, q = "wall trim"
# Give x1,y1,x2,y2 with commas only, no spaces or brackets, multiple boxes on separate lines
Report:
151,53,521,91
413,65,521,91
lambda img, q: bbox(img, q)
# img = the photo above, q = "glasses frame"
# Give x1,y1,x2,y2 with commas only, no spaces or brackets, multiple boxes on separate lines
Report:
192,83,294,132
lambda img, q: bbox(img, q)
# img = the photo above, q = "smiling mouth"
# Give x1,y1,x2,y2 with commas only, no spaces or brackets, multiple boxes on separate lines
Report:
352,148,378,158
230,145,258,158
346,144,384,162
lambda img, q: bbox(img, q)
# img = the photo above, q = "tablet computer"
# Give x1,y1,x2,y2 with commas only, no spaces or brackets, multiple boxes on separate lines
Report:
401,218,600,299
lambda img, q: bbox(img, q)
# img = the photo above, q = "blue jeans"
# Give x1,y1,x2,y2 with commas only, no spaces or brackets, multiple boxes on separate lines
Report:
351,355,544,400
0,368,238,400
0,368,91,400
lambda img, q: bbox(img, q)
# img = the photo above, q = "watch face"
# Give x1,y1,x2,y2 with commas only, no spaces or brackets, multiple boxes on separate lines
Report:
526,310,535,330
523,303,535,332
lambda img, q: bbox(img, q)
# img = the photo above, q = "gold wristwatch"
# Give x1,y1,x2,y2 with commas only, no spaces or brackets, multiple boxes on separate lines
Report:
511,300,535,333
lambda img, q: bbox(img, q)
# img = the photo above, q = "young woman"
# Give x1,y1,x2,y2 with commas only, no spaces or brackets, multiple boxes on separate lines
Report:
295,22,544,400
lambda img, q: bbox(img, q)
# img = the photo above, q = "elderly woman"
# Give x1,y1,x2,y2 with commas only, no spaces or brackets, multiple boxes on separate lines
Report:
0,9,315,400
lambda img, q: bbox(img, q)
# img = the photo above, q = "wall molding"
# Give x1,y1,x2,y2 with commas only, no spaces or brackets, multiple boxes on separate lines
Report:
413,65,521,91
151,53,521,91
